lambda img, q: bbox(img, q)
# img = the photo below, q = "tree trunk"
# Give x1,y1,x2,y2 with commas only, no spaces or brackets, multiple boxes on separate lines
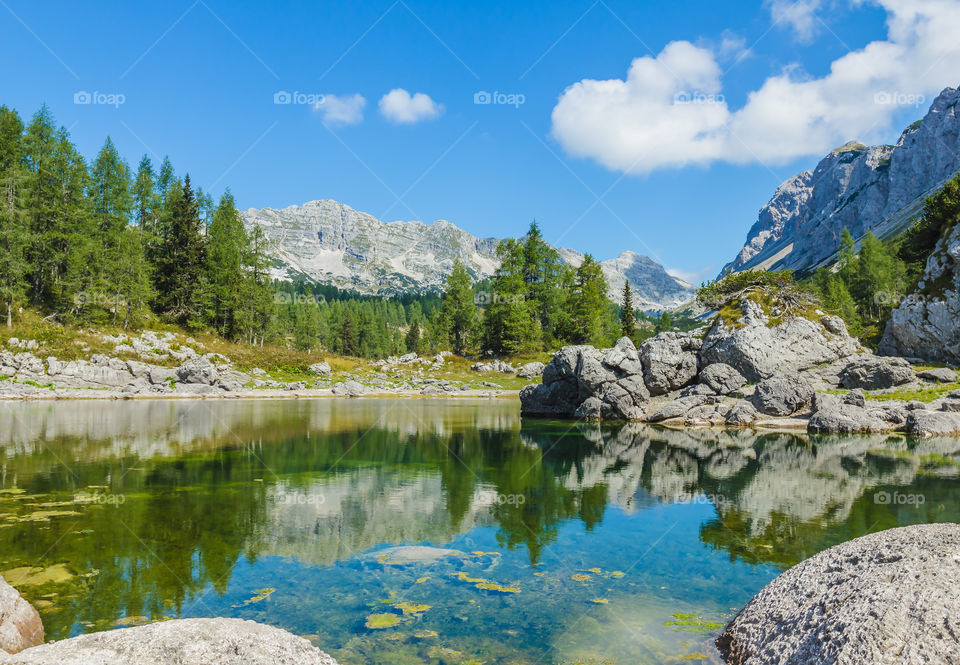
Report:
6,302,11,329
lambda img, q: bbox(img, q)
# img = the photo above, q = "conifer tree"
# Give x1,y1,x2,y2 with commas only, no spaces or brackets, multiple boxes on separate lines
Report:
0,107,27,327
619,280,635,341
205,190,247,337
569,254,607,345
440,259,477,354
155,176,206,325
405,320,421,354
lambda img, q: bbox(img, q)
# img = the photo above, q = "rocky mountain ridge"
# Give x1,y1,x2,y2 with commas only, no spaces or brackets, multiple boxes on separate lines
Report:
242,200,693,310
723,86,960,276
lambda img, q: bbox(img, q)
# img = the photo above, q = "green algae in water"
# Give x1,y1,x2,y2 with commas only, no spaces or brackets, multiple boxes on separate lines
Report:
365,613,403,629
2,564,75,587
394,602,431,615
664,613,725,633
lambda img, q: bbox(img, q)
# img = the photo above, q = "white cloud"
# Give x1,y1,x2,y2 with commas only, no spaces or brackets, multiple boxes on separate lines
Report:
767,0,824,41
313,94,366,125
550,0,960,174
378,89,444,124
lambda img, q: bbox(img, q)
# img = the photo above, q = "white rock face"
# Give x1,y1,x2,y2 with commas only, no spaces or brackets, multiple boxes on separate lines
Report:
723,86,960,275
243,200,694,309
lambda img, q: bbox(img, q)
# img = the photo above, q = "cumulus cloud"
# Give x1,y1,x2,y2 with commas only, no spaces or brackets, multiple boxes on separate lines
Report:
378,89,444,124
550,0,960,174
767,0,824,41
313,94,366,125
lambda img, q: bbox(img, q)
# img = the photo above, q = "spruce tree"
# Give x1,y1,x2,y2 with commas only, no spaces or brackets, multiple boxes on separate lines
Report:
155,176,206,325
405,320,421,354
569,254,607,345
441,259,477,354
619,279,635,341
0,107,27,327
205,190,247,337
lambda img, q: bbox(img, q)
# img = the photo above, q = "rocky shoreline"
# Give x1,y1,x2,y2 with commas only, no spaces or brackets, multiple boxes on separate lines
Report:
521,299,960,436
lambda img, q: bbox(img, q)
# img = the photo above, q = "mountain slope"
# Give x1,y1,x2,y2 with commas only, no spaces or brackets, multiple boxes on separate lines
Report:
723,86,960,276
242,200,694,309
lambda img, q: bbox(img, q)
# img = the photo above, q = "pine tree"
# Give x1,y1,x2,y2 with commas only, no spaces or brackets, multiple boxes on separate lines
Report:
569,254,607,345
483,240,540,354
619,280,635,341
341,311,359,356
0,107,27,327
155,176,206,325
133,155,157,240
655,310,672,333
205,190,247,337
441,259,477,354
405,320,421,354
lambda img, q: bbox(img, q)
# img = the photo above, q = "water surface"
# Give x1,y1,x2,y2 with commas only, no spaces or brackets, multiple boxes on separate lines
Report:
0,399,957,664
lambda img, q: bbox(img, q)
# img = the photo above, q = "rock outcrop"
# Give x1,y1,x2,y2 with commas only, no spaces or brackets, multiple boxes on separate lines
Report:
6,618,338,665
638,332,700,395
699,301,859,382
716,523,960,665
0,576,43,654
723,86,960,276
750,375,813,416
838,355,915,390
520,338,649,420
879,209,960,364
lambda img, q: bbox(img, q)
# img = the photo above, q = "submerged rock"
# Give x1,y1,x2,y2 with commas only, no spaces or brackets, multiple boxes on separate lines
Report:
6,618,337,665
366,545,464,564
716,523,960,665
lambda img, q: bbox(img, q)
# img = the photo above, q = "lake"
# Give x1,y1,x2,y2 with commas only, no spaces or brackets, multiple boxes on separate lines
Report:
0,398,957,664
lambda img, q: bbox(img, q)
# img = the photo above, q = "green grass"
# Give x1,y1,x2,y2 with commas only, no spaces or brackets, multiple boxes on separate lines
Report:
864,381,960,403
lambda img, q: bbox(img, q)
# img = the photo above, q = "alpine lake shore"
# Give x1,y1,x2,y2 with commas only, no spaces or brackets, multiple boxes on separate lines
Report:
0,303,958,664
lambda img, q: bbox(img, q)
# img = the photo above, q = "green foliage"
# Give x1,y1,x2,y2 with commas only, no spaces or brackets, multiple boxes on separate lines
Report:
697,269,817,320
619,280,635,341
440,259,478,354
655,310,672,333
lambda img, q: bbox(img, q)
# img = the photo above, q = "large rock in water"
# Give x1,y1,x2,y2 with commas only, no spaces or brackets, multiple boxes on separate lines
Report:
520,337,649,420
880,213,960,364
0,575,44,654
6,618,338,665
716,523,960,665
700,301,859,382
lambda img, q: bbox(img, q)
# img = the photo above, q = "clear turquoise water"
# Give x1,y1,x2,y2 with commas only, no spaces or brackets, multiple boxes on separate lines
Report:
0,398,957,664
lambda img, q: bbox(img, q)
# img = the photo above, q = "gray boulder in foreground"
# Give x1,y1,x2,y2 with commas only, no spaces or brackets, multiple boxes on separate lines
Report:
838,355,914,390
0,576,43,654
750,374,813,416
5,618,338,665
717,523,960,665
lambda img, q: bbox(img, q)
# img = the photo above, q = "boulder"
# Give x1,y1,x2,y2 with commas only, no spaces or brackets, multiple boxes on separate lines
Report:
6,618,338,665
521,340,648,420
750,375,813,416
942,399,960,413
0,575,44,654
700,300,860,382
906,409,960,437
808,403,891,434
307,361,331,376
516,361,545,379
471,359,515,374
916,366,957,383
725,401,759,426
838,355,914,390
645,395,716,423
697,363,747,396
331,380,366,396
638,332,700,395
716,523,960,665
176,357,219,385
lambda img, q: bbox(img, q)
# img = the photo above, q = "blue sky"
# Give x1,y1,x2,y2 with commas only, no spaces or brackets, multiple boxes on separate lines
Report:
1,0,956,282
